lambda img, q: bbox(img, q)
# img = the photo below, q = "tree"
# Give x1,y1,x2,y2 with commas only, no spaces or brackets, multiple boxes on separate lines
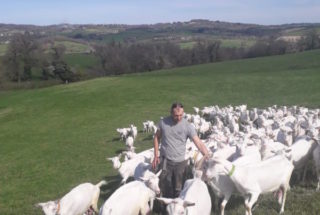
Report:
0,59,5,84
298,29,320,51
3,32,39,83
94,42,129,75
50,44,78,82
52,60,76,83
207,41,221,62
52,44,66,61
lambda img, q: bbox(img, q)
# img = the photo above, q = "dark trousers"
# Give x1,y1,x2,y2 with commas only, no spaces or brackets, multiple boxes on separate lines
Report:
153,158,188,214
159,158,188,198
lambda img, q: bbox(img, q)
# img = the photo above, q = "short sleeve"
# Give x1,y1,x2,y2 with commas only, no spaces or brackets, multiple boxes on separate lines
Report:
188,123,197,139
157,120,162,132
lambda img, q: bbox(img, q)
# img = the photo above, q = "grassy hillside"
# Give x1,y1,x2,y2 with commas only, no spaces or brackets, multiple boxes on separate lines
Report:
64,53,100,75
0,50,320,214
0,44,7,56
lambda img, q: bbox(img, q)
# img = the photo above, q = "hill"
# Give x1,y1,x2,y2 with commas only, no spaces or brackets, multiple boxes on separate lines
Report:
0,50,320,214
1,19,320,50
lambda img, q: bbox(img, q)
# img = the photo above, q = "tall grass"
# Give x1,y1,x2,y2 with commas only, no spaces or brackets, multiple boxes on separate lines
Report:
0,50,320,214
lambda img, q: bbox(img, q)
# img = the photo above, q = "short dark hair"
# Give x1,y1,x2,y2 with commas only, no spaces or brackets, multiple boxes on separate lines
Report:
171,102,184,111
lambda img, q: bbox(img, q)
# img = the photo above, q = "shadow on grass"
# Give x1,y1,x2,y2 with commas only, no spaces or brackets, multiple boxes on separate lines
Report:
116,148,130,154
100,175,122,201
142,135,154,141
207,186,244,213
290,166,318,190
224,195,244,211
99,175,137,202
112,137,121,142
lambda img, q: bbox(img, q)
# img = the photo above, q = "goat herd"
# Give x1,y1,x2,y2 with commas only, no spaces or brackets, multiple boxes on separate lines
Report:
37,104,320,215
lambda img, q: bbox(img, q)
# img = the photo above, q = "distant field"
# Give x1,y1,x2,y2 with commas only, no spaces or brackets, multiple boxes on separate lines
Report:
220,38,256,48
284,27,320,36
64,53,99,71
179,41,197,49
0,50,320,214
179,38,256,49
54,40,90,54
0,40,91,57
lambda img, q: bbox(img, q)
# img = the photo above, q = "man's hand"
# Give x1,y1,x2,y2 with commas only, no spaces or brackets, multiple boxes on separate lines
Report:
152,156,160,169
204,152,213,160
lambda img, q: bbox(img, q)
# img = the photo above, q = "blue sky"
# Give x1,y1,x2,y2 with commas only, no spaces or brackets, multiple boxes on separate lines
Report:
0,0,319,26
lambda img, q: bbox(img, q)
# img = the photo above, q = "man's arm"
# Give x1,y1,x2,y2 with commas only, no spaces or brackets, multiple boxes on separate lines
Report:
192,135,210,157
152,129,161,169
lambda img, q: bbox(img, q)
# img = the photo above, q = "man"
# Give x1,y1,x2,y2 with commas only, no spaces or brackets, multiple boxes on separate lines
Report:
152,102,210,198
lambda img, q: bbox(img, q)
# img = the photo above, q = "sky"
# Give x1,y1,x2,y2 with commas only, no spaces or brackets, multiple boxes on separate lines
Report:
0,0,320,26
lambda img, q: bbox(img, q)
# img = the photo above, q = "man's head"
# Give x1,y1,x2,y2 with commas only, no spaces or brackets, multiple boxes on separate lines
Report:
171,102,184,123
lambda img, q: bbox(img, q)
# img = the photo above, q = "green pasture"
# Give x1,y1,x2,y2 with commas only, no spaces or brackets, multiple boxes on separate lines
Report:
64,53,99,75
220,38,256,48
179,41,196,49
54,40,90,54
1,50,320,214
284,27,320,36
179,38,256,49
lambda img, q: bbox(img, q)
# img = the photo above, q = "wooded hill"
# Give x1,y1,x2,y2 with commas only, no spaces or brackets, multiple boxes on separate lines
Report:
1,19,320,44
0,19,320,89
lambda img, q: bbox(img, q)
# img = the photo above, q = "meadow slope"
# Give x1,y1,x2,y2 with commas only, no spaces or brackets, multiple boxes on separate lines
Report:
0,50,320,214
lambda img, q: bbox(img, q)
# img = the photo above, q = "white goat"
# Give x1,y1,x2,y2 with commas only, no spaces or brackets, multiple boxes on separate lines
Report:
202,141,261,215
289,132,318,183
37,180,107,215
99,181,156,215
157,171,211,215
211,151,293,215
130,124,138,139
126,136,134,150
116,128,130,141
143,121,155,133
133,163,162,195
107,153,122,169
107,153,146,184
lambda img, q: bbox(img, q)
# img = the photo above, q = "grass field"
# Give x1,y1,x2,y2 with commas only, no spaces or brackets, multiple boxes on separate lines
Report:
179,38,256,49
54,40,90,54
63,53,100,75
0,44,8,56
219,38,256,48
1,50,320,214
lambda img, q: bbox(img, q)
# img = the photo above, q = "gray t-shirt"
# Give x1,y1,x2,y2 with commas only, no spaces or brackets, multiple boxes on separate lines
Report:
158,116,197,162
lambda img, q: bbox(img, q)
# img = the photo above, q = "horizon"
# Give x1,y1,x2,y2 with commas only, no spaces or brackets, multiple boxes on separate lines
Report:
0,0,320,26
1,18,320,27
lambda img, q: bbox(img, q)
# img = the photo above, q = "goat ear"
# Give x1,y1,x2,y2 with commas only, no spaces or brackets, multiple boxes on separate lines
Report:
247,141,254,146
35,203,44,208
270,149,276,154
183,200,195,207
139,176,147,181
156,170,162,177
106,157,113,161
156,197,173,205
285,148,292,153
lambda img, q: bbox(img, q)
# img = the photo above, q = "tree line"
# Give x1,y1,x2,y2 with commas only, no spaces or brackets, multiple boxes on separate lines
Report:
1,30,319,85
93,29,320,76
0,32,77,85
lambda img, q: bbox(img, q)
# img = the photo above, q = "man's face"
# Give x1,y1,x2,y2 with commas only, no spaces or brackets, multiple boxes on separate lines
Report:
171,107,184,123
